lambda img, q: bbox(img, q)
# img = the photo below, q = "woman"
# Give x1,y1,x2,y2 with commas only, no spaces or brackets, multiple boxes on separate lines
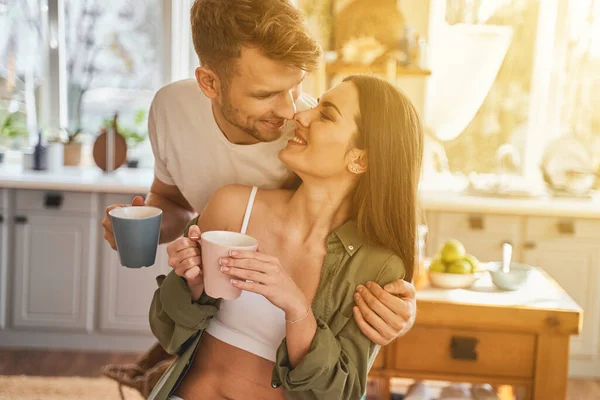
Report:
148,75,423,400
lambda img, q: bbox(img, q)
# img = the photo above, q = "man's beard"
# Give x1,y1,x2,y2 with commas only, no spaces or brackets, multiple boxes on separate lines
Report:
220,93,275,143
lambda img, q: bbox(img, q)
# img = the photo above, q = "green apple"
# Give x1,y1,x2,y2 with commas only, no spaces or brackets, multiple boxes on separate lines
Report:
428,258,446,273
440,239,466,263
447,260,472,274
463,253,480,273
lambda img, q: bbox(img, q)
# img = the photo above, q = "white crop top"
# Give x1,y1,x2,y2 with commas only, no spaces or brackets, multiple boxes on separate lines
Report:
205,187,287,362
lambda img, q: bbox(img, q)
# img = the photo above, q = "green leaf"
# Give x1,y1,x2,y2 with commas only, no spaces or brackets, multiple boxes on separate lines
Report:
133,109,147,126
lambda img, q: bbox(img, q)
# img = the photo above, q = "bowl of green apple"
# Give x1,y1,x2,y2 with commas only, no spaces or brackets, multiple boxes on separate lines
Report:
428,239,483,289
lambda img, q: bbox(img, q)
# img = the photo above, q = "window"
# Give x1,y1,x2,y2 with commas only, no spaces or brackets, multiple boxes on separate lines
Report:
439,0,541,176
429,0,599,183
1,0,195,162
64,0,165,137
558,0,600,164
0,0,44,148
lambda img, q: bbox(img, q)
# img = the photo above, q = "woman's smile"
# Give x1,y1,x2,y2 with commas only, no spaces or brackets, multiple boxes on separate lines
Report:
288,130,308,146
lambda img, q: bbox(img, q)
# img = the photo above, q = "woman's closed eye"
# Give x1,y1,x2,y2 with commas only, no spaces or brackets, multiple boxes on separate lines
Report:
255,93,275,99
320,111,333,122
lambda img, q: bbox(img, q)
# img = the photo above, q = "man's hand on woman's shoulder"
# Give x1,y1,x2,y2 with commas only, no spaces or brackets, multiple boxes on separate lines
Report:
352,279,416,346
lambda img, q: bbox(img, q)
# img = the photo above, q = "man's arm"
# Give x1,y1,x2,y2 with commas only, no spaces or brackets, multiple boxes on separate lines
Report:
146,177,196,244
352,279,417,345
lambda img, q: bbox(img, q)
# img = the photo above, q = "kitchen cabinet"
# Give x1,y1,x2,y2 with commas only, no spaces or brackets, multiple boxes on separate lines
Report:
522,217,600,368
523,242,599,359
98,194,171,335
0,188,175,350
11,190,97,332
0,188,7,329
98,241,170,334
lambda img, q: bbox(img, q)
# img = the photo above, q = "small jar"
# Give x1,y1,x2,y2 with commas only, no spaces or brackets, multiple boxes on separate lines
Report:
415,224,429,289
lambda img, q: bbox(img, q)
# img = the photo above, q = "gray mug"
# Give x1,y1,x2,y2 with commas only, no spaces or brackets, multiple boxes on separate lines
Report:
109,206,162,268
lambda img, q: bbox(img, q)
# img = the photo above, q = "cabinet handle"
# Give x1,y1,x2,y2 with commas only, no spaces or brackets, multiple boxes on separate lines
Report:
468,215,484,230
0,214,3,223
450,336,478,361
14,215,28,224
44,192,64,209
557,220,575,235
524,241,536,250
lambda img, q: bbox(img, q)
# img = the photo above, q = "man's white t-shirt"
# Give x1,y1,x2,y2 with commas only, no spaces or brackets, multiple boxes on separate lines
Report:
148,79,316,212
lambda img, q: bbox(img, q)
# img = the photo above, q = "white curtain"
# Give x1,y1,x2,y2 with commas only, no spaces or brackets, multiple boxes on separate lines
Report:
425,22,513,142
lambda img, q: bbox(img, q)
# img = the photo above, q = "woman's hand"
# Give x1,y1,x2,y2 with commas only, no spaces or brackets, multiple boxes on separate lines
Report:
219,250,309,320
167,225,204,296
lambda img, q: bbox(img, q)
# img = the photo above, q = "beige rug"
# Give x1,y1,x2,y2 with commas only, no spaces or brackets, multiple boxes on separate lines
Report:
0,375,144,400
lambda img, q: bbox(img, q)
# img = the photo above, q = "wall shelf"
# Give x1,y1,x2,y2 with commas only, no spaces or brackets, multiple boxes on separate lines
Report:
325,57,431,85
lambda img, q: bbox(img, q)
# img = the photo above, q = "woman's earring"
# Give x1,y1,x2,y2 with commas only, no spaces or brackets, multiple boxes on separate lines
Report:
349,165,358,173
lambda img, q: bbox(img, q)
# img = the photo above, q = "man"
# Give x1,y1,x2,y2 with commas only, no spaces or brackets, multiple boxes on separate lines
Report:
101,0,416,397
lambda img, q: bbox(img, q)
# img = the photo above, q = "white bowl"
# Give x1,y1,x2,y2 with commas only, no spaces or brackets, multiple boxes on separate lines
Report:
488,262,533,291
428,271,479,289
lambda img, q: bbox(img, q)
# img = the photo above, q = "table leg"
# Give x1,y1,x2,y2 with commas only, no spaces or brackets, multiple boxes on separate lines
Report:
366,376,390,400
497,385,514,400
532,334,570,400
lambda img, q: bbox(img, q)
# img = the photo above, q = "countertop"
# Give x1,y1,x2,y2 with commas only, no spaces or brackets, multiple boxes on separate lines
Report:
0,165,154,194
420,189,600,219
0,165,599,218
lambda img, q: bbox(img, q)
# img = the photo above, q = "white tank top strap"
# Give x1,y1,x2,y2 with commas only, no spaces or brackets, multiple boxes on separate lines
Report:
240,186,258,235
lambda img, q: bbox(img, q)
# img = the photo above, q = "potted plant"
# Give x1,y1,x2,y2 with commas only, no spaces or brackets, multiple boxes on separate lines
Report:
0,110,29,163
63,127,83,166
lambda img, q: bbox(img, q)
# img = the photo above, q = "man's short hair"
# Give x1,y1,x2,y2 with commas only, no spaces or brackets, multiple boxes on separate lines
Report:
190,0,322,81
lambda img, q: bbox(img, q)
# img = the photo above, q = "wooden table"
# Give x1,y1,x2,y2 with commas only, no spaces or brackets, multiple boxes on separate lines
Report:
368,268,582,400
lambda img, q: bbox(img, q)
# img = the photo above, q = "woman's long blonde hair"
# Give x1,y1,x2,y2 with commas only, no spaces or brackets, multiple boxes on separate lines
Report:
344,75,423,282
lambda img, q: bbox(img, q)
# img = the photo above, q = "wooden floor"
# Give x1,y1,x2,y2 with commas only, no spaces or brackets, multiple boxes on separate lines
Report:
0,348,139,377
0,349,598,399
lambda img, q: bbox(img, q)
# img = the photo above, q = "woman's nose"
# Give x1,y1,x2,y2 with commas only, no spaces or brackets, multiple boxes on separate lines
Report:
294,109,311,128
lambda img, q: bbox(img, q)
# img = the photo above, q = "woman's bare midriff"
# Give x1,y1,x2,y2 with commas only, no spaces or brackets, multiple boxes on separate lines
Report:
174,333,287,400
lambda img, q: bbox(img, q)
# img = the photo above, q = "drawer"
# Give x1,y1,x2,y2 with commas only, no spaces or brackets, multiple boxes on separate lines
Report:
526,216,600,240
436,212,523,237
393,326,535,378
15,189,95,215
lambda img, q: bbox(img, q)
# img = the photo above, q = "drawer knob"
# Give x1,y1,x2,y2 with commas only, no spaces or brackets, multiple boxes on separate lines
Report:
14,215,28,224
557,220,575,235
44,192,64,209
450,336,478,361
468,216,484,230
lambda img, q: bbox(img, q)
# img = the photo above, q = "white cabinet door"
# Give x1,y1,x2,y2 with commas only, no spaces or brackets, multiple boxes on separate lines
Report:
98,194,172,334
0,200,6,330
523,241,600,359
12,214,95,332
99,241,170,334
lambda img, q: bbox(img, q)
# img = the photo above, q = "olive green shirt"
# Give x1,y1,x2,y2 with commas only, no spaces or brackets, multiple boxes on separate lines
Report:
148,217,405,400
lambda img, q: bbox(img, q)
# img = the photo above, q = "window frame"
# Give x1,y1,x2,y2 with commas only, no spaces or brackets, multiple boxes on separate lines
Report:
37,0,189,144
